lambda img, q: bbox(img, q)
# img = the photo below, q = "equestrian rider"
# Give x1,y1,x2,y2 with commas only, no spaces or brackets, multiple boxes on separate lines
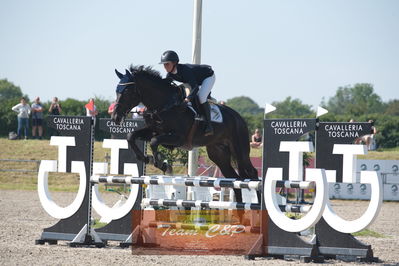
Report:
160,50,215,136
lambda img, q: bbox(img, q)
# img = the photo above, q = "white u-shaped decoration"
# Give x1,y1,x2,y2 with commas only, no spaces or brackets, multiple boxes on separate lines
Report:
264,167,328,232
38,160,87,219
92,162,139,221
323,170,383,233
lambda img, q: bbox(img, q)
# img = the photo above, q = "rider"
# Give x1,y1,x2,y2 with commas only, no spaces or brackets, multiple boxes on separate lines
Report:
160,50,215,136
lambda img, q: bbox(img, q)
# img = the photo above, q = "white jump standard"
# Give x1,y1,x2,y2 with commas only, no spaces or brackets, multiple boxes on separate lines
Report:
35,115,382,262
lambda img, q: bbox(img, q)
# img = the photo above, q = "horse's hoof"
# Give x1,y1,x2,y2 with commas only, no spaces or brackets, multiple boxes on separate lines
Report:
165,164,173,175
161,162,173,175
146,156,154,165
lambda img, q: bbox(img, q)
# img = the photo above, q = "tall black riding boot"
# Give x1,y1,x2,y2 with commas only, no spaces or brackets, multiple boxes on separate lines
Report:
201,102,214,136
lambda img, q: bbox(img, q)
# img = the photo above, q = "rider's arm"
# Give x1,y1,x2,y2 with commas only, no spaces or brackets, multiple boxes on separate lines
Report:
179,65,199,101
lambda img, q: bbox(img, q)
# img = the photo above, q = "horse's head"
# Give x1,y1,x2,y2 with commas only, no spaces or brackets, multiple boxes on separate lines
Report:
112,69,141,124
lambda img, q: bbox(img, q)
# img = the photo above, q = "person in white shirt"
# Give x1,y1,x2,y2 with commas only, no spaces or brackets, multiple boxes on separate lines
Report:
12,97,31,139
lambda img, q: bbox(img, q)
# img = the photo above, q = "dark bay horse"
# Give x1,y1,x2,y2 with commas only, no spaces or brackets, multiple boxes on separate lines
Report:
112,65,258,202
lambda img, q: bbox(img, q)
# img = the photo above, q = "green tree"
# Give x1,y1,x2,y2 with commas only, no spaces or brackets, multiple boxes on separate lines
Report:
375,116,399,148
93,96,111,118
0,79,24,101
0,79,28,135
60,98,86,116
226,96,263,115
271,97,314,118
324,83,384,116
158,146,188,167
242,113,264,137
385,99,399,116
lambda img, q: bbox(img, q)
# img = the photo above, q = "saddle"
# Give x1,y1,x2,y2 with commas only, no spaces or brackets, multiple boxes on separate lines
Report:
176,83,221,122
162,82,223,150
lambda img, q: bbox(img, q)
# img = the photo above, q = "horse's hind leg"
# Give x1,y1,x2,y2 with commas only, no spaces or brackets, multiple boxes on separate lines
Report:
228,140,261,203
206,144,243,203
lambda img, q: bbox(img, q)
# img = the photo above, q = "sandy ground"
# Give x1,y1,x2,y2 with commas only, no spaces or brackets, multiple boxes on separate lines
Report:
0,190,398,266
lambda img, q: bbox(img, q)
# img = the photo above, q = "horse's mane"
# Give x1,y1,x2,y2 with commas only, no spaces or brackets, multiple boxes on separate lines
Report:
129,65,163,81
129,64,180,97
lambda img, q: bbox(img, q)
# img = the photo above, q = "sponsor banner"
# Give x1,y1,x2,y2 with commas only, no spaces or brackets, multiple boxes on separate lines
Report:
316,122,372,183
263,118,316,179
98,118,145,175
47,115,92,173
131,210,262,255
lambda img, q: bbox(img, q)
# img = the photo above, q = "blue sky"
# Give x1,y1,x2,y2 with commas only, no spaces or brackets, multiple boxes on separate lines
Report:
1,0,398,110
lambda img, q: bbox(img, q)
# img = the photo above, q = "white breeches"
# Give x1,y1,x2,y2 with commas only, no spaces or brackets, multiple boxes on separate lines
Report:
198,74,216,104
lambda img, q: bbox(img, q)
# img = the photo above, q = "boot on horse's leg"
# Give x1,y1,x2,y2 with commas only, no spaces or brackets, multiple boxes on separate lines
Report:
201,102,214,136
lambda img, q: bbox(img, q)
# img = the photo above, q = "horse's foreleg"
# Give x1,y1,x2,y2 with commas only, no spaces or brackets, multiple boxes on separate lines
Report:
127,128,153,164
149,134,185,173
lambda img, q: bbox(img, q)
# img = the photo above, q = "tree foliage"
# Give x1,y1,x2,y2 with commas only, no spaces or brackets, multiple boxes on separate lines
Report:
241,113,264,136
375,116,399,148
385,99,399,116
59,98,86,116
324,83,385,116
0,79,28,135
270,97,314,118
0,79,25,102
227,96,314,135
226,96,263,115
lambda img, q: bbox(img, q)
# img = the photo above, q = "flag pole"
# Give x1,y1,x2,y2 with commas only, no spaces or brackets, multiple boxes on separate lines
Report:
188,0,202,177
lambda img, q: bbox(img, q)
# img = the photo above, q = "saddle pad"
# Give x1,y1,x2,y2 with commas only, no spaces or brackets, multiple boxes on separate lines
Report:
188,104,223,123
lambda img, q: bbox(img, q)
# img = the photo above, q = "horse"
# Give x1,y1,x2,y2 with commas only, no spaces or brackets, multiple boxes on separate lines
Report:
112,65,259,203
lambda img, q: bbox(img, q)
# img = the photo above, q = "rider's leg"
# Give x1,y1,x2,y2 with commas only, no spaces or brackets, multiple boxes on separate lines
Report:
198,74,215,103
198,74,216,136
201,101,214,136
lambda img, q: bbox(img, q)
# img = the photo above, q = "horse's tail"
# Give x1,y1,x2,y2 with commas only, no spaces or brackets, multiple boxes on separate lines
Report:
222,105,259,180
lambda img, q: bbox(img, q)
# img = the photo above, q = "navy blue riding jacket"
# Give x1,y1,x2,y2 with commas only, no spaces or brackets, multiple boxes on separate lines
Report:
166,64,214,101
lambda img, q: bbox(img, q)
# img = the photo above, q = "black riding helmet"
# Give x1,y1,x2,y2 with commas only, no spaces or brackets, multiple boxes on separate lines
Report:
160,50,179,64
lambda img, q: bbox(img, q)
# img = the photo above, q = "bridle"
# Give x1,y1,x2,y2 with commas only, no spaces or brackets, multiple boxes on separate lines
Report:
116,75,183,125
118,81,135,86
116,81,142,118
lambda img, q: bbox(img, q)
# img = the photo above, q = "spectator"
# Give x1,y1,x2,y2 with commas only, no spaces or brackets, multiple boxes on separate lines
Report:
49,97,62,115
12,97,31,140
131,102,146,119
350,119,364,145
362,120,378,150
108,102,116,116
250,128,263,148
31,96,44,139
85,98,98,125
